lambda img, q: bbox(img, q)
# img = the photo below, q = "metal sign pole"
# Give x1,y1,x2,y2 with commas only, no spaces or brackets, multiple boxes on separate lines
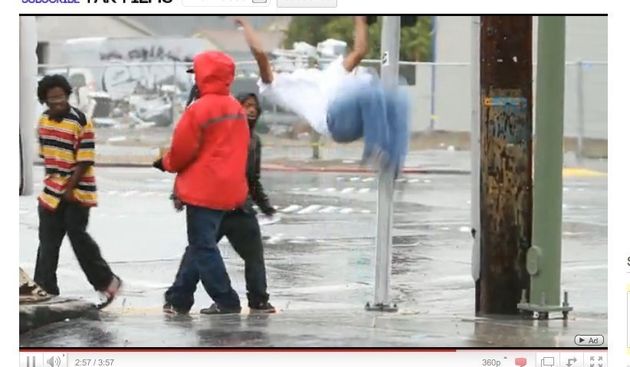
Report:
470,16,482,313
20,16,38,196
518,16,572,320
366,16,400,313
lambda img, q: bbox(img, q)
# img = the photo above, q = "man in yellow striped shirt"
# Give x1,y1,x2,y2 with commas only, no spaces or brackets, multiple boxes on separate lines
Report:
34,75,121,309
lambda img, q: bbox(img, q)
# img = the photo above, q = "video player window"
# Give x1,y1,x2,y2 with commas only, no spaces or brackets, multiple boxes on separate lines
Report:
18,14,607,353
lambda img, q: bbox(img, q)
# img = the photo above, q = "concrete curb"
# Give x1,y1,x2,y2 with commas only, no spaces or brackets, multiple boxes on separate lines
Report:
32,161,606,176
20,298,99,334
33,161,471,175
259,164,471,175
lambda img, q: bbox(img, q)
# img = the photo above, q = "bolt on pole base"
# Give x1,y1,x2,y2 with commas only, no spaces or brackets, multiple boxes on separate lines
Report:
517,291,573,320
365,302,398,313
517,303,573,320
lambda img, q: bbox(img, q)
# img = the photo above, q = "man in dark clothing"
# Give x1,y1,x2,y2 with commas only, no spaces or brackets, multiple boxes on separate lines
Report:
238,92,276,217
164,91,276,315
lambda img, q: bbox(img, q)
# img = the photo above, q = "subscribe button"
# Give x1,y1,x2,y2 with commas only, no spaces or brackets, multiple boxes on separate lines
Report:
574,335,605,346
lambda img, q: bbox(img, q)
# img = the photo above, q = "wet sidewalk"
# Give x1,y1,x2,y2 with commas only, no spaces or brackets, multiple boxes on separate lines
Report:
19,167,607,347
20,305,606,348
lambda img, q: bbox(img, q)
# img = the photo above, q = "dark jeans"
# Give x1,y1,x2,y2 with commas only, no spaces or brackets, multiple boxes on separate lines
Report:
327,79,409,172
217,209,270,306
34,201,115,296
165,208,270,311
164,205,241,312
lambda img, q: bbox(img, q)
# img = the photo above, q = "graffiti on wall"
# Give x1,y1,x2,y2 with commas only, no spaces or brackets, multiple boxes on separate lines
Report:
60,38,209,99
101,63,190,99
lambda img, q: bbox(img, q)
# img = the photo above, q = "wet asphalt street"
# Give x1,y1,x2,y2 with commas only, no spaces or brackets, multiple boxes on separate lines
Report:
19,161,607,347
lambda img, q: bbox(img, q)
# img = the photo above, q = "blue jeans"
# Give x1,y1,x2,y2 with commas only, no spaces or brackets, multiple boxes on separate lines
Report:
327,80,409,172
165,205,240,312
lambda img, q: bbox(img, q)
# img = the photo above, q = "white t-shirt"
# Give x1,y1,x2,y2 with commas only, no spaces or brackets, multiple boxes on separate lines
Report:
257,56,351,136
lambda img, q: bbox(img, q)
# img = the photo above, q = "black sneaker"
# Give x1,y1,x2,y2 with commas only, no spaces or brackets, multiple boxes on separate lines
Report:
163,303,189,315
249,301,277,314
200,303,242,315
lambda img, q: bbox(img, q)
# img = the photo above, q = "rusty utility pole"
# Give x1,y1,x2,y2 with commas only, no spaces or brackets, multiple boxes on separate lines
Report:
477,16,533,315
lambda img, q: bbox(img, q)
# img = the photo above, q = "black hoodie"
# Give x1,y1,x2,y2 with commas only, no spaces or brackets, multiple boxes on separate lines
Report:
236,93,274,216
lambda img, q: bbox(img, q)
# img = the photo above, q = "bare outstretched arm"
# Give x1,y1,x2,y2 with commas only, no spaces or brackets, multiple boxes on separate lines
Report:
343,16,369,72
235,17,274,84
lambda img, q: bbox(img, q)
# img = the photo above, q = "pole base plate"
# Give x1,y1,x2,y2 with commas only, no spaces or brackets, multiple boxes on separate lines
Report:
517,303,573,320
365,302,398,312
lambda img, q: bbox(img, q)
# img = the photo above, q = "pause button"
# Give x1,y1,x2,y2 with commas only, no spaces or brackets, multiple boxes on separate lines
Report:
20,353,43,367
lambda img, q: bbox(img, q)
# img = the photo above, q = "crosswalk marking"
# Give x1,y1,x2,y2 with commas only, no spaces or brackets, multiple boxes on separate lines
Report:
45,185,378,217
297,205,323,214
292,186,373,194
319,206,339,214
281,205,303,213
21,202,370,219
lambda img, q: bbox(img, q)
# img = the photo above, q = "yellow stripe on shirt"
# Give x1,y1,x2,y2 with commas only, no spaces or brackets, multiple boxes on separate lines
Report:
41,146,76,162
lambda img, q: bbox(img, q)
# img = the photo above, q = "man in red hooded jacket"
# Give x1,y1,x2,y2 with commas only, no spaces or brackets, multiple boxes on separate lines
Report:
153,51,250,314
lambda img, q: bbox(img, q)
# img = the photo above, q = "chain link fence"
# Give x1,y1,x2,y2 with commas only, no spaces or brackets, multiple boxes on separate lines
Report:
35,58,607,162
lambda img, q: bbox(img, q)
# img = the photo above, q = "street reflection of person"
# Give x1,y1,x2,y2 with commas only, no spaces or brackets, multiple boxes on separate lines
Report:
34,74,122,309
237,16,409,173
153,51,250,315
166,88,277,315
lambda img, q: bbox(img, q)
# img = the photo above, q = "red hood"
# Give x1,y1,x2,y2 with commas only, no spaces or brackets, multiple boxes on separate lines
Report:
193,51,235,96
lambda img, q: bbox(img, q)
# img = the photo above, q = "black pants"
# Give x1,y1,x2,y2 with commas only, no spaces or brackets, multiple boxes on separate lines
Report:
165,208,269,310
34,201,115,296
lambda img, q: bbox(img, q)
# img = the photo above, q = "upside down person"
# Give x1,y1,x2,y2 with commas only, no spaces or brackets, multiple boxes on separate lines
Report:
236,16,410,173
